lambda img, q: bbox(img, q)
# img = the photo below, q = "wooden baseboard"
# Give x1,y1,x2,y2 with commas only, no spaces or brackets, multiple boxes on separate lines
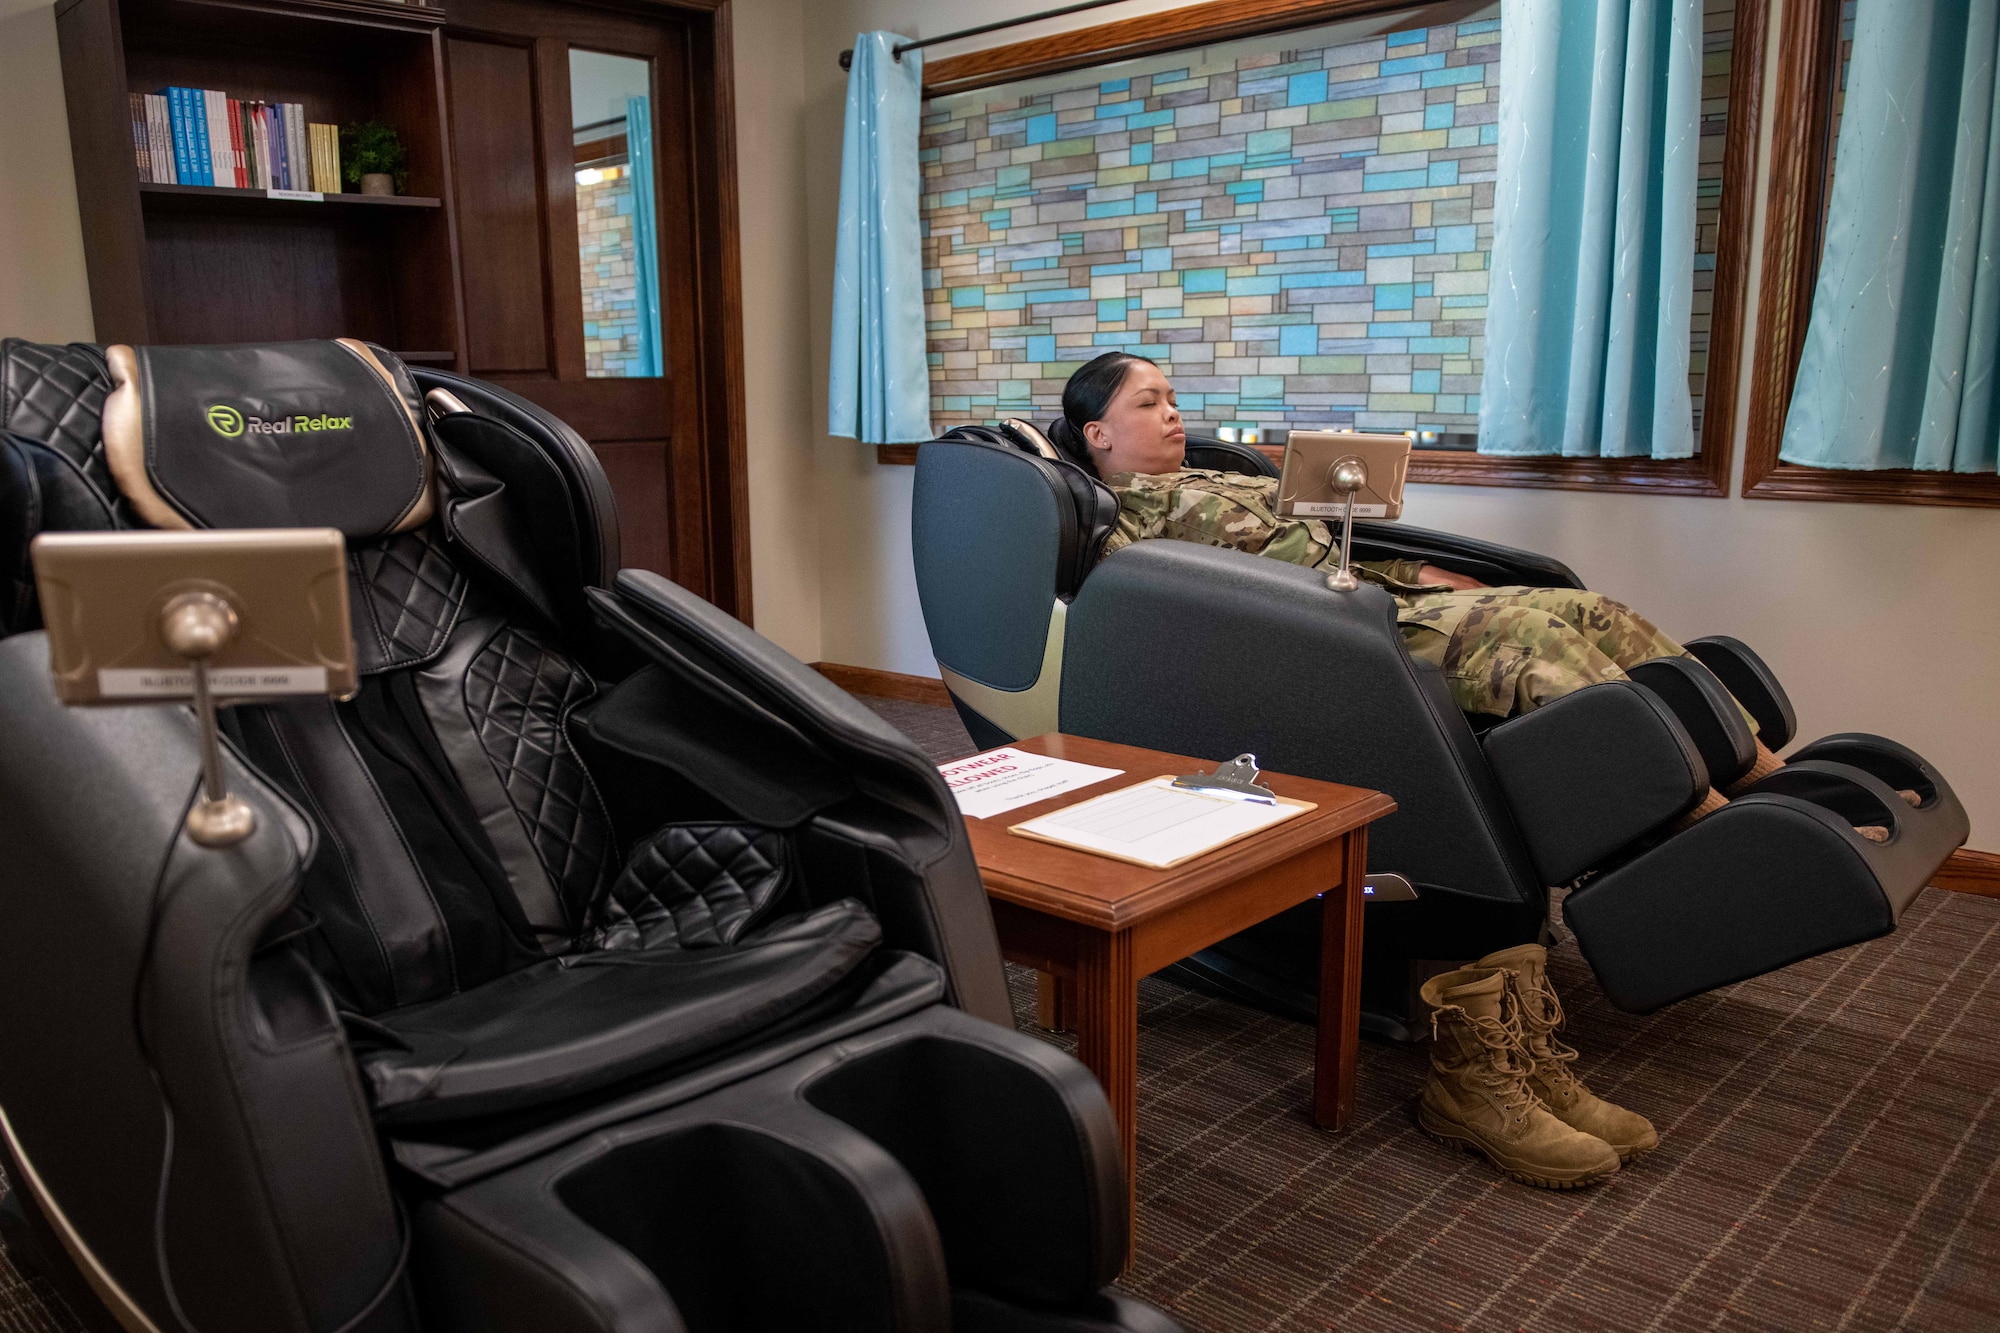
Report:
812,662,953,708
1935,849,2000,898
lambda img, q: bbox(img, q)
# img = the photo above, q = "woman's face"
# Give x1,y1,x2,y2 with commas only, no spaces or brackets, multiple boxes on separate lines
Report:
1083,361,1186,476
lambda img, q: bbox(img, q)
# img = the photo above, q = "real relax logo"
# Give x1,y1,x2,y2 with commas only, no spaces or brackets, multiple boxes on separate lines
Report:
205,404,354,439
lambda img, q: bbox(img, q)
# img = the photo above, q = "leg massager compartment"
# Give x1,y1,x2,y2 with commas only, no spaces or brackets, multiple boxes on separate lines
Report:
416,1007,1157,1333
799,1016,1127,1311
416,1112,947,1333
1564,746,1968,1014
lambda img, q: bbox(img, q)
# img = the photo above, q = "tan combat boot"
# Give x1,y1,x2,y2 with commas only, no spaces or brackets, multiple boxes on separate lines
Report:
1417,967,1620,1189
1476,944,1659,1161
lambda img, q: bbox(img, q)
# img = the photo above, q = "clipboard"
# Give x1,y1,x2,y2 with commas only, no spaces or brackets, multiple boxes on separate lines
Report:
1276,430,1412,520
1009,776,1317,870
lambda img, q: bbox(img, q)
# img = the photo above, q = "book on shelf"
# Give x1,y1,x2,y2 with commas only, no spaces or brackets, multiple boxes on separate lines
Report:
142,93,172,184
226,97,246,188
290,108,310,193
250,103,271,189
132,87,341,194
202,90,226,186
272,103,291,189
309,123,341,194
128,93,148,181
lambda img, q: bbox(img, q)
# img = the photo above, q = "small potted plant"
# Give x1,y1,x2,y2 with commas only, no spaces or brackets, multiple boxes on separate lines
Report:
341,119,408,197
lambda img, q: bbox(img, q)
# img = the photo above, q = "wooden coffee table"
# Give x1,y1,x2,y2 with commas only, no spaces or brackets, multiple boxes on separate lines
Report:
961,733,1396,1235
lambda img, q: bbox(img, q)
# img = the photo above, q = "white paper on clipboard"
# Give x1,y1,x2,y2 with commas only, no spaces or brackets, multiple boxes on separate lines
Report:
1010,776,1313,869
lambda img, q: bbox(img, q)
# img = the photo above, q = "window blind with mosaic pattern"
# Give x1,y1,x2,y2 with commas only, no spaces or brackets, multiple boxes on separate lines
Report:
918,2,1738,450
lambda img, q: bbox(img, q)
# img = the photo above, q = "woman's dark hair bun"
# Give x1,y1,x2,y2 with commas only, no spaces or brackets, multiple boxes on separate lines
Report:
1046,415,1091,469
1054,351,1156,475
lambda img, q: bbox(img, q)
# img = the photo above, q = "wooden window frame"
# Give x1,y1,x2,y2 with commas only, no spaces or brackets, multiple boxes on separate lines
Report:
1743,0,2000,507
885,0,1767,498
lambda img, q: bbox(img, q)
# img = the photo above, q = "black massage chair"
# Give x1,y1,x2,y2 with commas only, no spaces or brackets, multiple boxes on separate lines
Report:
911,422,1969,1035
0,340,1181,1333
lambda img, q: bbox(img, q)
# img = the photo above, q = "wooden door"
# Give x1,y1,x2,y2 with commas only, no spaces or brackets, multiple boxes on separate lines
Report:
441,0,747,613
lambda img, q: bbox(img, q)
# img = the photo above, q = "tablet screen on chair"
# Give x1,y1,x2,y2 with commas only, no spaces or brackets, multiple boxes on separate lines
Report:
30,529,355,705
1276,431,1412,521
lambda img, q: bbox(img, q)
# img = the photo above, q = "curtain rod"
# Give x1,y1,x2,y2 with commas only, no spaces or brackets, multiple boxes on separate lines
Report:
839,0,1135,71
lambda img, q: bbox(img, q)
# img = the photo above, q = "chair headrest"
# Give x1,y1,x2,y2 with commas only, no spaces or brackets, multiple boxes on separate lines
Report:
924,423,1119,597
997,418,1061,460
102,340,433,538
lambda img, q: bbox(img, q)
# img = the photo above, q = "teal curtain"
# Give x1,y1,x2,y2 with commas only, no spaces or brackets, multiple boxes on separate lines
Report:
829,32,933,444
1781,0,2000,473
626,95,664,379
1477,0,1701,458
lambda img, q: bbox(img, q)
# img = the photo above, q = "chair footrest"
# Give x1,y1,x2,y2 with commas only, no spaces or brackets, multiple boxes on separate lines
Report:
1567,742,1968,1013
415,1005,1167,1333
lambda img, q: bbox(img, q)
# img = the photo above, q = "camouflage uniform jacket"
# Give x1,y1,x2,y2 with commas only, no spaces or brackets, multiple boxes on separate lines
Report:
1101,468,1455,607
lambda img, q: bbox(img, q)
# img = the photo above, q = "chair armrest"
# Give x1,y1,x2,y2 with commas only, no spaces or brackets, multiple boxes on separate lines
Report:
592,571,1014,1027
1684,635,1797,749
1347,521,1586,589
1482,681,1709,886
1625,656,1756,788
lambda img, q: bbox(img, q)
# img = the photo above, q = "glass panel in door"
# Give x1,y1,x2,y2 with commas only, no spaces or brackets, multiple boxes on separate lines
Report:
570,49,664,378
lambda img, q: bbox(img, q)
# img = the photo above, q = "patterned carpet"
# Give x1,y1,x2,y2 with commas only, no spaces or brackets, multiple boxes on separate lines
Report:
1025,894,2000,1332
3,696,1994,1332
0,1244,74,1333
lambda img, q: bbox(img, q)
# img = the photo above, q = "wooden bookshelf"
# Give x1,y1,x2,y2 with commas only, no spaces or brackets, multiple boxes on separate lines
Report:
55,0,466,364
137,182,445,213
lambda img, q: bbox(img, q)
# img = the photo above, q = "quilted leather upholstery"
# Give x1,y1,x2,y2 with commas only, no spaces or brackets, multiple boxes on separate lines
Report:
589,823,791,951
351,526,470,674
465,624,612,922
0,340,116,504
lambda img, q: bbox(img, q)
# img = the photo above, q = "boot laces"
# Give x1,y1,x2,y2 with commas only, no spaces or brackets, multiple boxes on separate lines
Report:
1433,1002,1539,1120
1514,975,1585,1095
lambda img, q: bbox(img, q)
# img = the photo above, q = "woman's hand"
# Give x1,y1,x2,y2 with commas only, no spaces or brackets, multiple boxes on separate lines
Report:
1418,564,1487,590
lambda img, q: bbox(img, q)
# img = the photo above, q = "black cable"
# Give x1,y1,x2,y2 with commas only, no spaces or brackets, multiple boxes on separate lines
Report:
135,773,206,1333
147,1092,200,1333
137,766,411,1333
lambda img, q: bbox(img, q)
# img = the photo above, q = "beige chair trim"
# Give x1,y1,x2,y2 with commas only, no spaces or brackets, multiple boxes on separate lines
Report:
101,345,191,531
937,599,1066,741
0,1099,164,1333
333,337,435,532
1000,417,1061,461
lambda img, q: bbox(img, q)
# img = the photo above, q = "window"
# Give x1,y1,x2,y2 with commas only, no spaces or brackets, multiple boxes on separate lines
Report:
1745,0,2000,506
911,0,1766,496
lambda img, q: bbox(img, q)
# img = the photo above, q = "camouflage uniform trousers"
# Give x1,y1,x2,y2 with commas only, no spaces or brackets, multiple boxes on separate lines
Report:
1396,587,1688,719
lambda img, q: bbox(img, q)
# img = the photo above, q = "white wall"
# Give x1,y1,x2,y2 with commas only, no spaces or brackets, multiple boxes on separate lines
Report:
569,49,651,129
730,0,825,662
0,0,94,343
790,0,2000,851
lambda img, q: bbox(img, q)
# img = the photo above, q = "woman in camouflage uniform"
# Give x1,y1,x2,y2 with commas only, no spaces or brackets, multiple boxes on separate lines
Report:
1047,351,1714,725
